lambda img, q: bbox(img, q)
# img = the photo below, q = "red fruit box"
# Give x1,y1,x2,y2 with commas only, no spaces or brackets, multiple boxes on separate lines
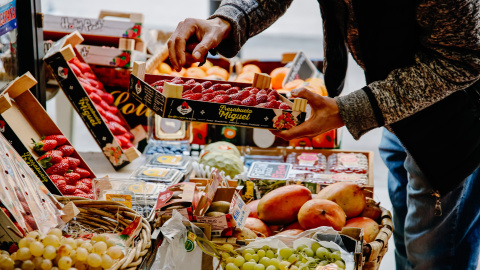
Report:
43,10,144,46
129,62,308,130
0,72,96,196
43,31,141,170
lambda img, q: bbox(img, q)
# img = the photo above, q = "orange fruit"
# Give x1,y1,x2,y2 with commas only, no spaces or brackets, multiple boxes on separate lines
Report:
235,72,255,83
241,64,261,74
157,62,172,74
191,60,213,72
206,66,229,80
185,67,207,78
305,77,328,96
284,79,305,91
270,67,290,89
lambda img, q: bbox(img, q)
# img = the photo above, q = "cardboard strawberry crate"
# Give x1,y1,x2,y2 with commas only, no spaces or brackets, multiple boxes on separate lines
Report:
129,62,308,130
76,39,148,68
0,72,96,196
43,10,144,47
43,32,141,170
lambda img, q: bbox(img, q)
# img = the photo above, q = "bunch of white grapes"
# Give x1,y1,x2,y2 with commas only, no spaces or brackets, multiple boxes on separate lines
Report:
0,229,125,270
221,242,345,270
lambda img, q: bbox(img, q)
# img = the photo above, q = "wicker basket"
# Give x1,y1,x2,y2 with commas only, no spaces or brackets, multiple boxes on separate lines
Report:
57,196,153,270
362,207,393,270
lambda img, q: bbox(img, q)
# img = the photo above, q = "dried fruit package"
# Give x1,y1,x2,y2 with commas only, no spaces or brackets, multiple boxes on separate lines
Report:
0,133,62,235
286,152,327,173
327,153,368,174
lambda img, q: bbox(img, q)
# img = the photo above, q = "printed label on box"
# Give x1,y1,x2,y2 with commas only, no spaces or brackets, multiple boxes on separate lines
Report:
229,192,250,229
196,215,229,231
248,162,292,180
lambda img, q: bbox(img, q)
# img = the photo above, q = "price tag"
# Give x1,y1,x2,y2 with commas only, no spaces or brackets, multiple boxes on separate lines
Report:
106,194,132,208
283,51,319,87
229,192,250,229
247,162,292,180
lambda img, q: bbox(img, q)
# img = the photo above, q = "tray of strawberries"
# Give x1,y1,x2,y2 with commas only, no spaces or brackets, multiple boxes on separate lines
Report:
32,135,95,198
129,65,308,130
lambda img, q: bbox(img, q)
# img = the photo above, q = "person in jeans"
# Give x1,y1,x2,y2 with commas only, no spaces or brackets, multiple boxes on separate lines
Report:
167,1,480,269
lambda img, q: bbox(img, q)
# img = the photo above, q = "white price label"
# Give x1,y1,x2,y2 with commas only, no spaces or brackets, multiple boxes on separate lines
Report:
229,192,250,229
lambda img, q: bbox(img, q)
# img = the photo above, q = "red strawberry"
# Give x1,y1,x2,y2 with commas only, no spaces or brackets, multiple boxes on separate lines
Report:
215,90,227,96
69,63,82,76
183,93,203,100
105,111,122,124
227,100,242,105
109,106,118,114
249,88,260,95
57,145,75,157
241,96,257,106
38,150,63,168
264,100,279,109
170,77,184,84
89,93,102,104
201,93,216,101
191,84,204,93
44,135,67,146
256,94,268,104
279,102,292,110
63,185,77,195
64,157,80,169
46,160,69,175
56,180,67,193
268,89,280,99
50,175,65,184
231,91,250,101
115,135,130,148
185,79,196,85
96,106,107,117
182,90,193,96
211,83,231,91
201,81,213,89
32,139,57,154
75,182,91,193
88,194,95,199
64,172,81,185
63,173,80,186
79,178,93,189
124,131,134,141
226,88,239,95
211,95,230,103
99,100,110,111
257,90,268,96
109,122,127,135
156,86,163,93
81,83,97,94
74,192,89,198
100,92,114,105
267,95,277,102
202,88,214,94
152,79,165,87
74,167,91,178
182,84,194,91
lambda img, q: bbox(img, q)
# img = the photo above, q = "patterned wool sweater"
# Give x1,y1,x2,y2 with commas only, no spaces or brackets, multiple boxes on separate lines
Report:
209,0,480,139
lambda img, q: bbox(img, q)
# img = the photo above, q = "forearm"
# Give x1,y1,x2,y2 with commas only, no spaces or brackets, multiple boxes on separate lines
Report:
209,0,294,57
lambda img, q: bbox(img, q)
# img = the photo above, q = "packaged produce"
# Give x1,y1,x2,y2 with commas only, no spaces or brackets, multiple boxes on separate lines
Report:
143,139,190,156
308,173,368,185
147,154,193,173
129,67,308,131
155,182,198,220
131,166,183,184
286,152,327,173
327,153,368,174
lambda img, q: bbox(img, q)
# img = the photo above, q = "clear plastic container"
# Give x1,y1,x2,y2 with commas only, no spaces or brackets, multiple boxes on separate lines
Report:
131,166,184,184
308,173,368,185
143,139,191,156
328,153,368,174
286,152,327,173
147,154,193,173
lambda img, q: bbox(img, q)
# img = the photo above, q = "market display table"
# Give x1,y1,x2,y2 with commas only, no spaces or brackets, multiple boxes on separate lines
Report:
79,151,147,178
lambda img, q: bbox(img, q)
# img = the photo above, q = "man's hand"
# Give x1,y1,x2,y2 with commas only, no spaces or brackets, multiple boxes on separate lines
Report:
272,88,345,140
167,17,231,72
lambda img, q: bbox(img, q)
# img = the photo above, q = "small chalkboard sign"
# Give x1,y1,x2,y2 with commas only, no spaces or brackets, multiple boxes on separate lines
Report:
283,51,319,88
247,162,292,180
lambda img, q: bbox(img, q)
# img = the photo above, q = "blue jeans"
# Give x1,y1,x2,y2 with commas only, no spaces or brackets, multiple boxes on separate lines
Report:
379,128,480,270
